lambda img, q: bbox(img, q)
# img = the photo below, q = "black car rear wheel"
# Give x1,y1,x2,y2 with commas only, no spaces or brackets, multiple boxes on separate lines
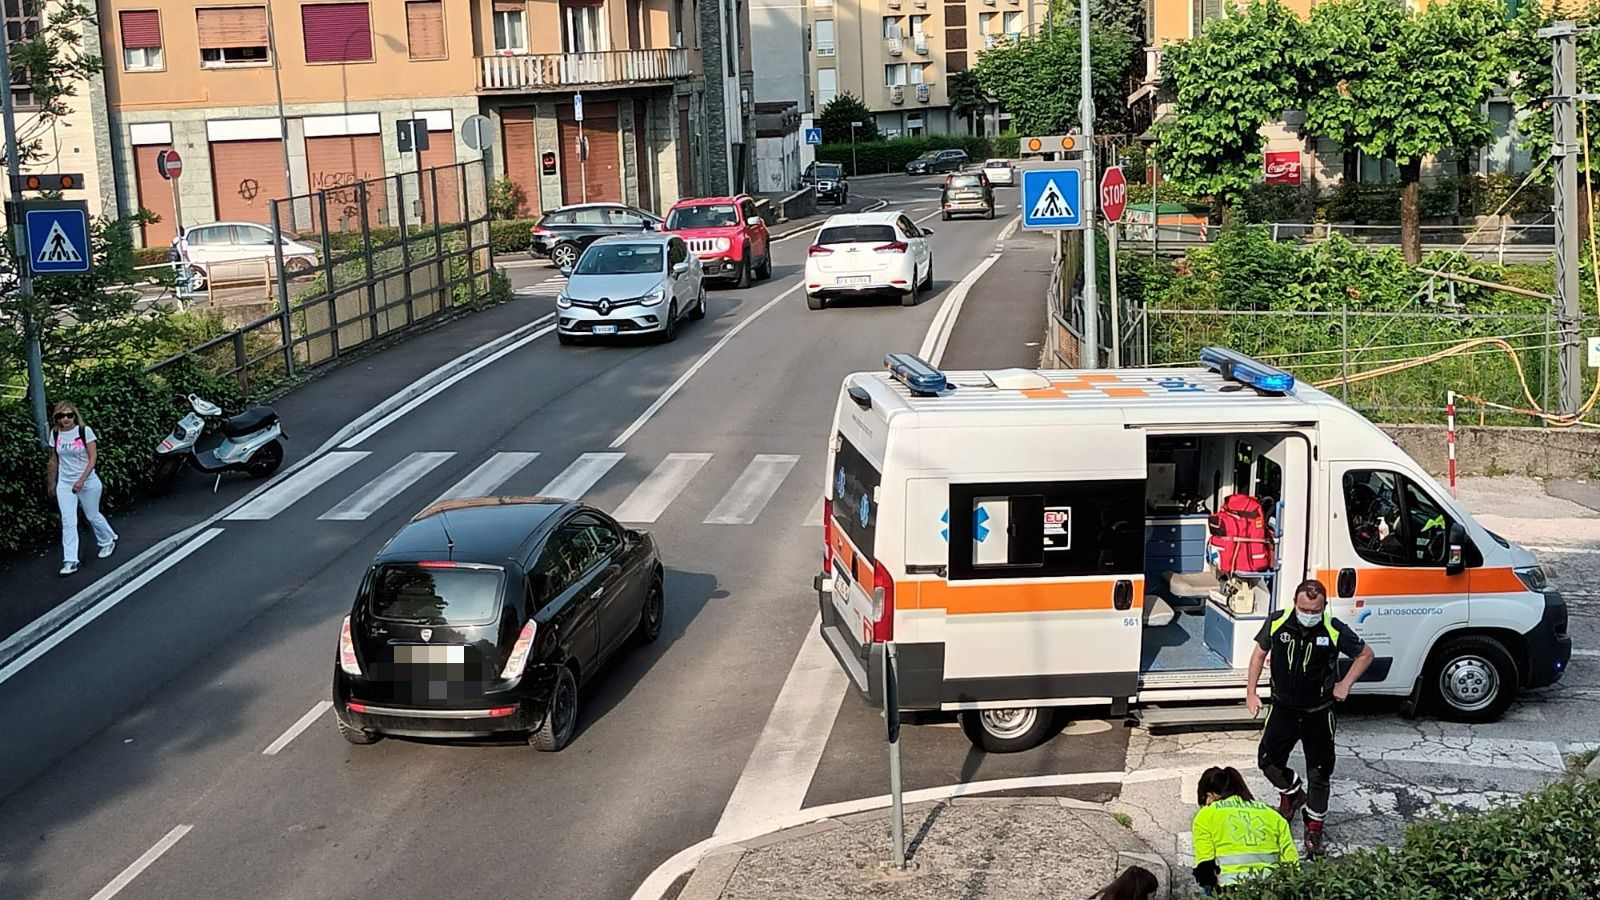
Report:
336,713,379,745
530,666,579,752
636,578,664,644
551,242,579,270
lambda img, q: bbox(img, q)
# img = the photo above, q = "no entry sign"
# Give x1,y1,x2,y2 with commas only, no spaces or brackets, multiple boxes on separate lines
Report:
156,149,183,181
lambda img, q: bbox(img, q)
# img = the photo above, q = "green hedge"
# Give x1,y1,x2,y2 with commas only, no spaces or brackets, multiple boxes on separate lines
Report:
816,135,995,177
489,219,537,254
991,132,1020,159
1224,777,1600,898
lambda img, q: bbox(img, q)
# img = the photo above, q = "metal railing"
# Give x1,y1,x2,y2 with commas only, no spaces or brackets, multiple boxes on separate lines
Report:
477,48,692,91
1121,220,1559,264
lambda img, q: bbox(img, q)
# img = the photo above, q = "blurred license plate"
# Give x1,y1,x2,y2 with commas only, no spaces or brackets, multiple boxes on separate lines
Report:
592,325,619,335
396,645,464,664
838,276,870,285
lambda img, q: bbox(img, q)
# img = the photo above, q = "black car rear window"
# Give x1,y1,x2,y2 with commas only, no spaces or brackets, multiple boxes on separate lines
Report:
832,433,882,558
368,564,504,625
817,224,898,245
539,211,574,226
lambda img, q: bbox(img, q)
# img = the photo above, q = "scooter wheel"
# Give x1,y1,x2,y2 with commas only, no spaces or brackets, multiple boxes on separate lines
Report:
246,440,285,478
149,457,183,495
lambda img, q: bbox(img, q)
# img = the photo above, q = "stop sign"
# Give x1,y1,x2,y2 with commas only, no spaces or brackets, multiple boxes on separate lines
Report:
1100,166,1127,224
157,149,183,181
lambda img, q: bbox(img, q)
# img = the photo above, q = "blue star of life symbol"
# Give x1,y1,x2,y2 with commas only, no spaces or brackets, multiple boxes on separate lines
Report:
836,467,847,498
941,509,950,542
859,495,871,527
974,507,990,542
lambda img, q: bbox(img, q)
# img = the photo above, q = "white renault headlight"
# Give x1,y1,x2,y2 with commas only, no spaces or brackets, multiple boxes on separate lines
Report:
641,286,666,306
556,292,572,309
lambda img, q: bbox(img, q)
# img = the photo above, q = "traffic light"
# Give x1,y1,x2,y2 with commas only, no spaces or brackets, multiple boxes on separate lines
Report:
21,173,84,191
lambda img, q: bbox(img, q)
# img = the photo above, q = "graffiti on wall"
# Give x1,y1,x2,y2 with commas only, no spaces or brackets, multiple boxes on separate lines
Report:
311,169,375,225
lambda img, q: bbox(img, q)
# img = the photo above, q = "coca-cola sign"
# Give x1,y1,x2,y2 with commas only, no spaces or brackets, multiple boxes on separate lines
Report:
1264,150,1302,186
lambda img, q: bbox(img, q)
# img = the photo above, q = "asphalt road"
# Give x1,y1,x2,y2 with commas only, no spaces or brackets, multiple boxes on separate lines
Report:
0,175,1037,900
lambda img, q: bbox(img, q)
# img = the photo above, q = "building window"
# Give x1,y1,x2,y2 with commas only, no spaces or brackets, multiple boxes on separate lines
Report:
905,114,923,137
909,14,926,35
814,19,834,56
405,1,446,60
885,63,907,86
6,0,42,108
947,480,1145,581
119,10,165,71
302,3,373,63
196,6,271,68
979,11,997,33
562,2,607,54
1486,100,1532,175
882,16,902,39
1002,10,1021,37
814,0,832,7
909,63,927,84
493,6,527,52
817,67,838,107
1191,0,1223,37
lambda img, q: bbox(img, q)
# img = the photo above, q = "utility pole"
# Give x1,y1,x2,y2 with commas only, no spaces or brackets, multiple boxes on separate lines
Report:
1,8,48,443
1079,0,1099,368
1544,21,1584,416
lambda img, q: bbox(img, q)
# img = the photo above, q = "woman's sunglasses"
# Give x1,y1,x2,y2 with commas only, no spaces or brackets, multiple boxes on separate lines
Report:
54,413,76,421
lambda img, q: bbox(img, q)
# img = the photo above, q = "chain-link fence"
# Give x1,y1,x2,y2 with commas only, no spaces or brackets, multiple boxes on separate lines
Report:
146,160,493,394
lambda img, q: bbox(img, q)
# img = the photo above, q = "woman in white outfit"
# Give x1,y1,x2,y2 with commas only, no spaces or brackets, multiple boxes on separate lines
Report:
47,401,118,576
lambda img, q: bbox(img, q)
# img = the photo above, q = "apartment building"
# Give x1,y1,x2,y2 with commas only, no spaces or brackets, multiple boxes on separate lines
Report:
101,0,754,247
805,0,1048,138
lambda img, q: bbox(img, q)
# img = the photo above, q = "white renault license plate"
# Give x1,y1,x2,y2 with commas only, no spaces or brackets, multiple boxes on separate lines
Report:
592,325,618,335
838,276,870,286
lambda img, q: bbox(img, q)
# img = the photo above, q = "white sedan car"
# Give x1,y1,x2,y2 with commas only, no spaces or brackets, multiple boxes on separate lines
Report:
982,158,1016,186
804,212,935,310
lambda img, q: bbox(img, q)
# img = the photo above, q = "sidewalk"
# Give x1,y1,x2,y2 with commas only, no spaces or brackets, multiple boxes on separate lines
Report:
937,227,1052,371
673,798,1170,900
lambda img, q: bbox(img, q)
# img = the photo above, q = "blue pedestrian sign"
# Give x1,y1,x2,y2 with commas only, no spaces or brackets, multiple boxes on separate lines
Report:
24,202,92,274
804,127,823,146
1020,166,1086,231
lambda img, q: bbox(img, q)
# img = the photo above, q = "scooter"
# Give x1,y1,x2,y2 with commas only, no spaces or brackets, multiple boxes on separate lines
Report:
151,394,287,493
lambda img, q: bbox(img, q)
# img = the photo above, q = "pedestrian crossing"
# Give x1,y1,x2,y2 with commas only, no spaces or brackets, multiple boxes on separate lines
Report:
224,448,822,528
516,276,567,298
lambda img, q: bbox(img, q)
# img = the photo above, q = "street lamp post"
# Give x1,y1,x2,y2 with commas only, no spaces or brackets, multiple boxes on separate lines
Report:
850,121,861,175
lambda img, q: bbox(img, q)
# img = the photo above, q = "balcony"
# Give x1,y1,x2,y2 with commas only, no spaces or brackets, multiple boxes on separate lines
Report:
817,42,836,58
889,85,905,104
477,48,692,92
887,37,903,56
916,83,931,103
913,33,928,54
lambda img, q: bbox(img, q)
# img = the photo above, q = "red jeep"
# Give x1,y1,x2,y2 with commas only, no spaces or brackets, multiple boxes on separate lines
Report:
661,195,772,288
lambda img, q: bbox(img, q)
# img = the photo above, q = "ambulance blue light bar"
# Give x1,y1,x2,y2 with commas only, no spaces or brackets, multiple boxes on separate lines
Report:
884,352,948,395
1199,347,1295,394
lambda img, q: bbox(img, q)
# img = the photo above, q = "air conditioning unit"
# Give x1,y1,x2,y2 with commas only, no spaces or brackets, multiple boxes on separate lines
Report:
983,34,999,49
889,85,905,104
913,34,928,54
818,45,835,57
887,37,903,56
916,83,931,103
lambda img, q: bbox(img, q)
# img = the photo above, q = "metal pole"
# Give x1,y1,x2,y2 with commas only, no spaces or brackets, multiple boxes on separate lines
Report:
1108,221,1120,367
1447,389,1457,498
265,0,295,231
0,9,47,443
1078,0,1099,368
270,200,295,378
579,120,589,204
885,642,906,869
1340,305,1351,403
851,123,858,176
1547,21,1583,415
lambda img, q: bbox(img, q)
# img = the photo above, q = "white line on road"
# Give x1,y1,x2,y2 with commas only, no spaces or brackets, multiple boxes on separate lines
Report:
263,700,333,755
918,252,1003,365
713,614,850,836
339,316,557,449
226,451,371,521
89,824,194,900
434,452,541,502
997,214,1022,242
1527,545,1600,555
613,453,713,523
704,454,801,525
541,452,626,499
0,529,225,686
319,452,455,521
1572,648,1600,657
804,495,825,527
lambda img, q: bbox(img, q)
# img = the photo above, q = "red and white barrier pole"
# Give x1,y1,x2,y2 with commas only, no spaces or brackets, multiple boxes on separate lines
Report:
1447,389,1457,498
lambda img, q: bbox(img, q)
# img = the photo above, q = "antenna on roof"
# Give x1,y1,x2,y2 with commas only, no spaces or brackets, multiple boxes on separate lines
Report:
438,511,456,558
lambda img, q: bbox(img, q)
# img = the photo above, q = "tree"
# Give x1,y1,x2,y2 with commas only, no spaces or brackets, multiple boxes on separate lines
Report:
4,1,103,170
947,70,990,136
972,22,1137,137
1157,0,1313,212
817,94,880,145
1506,1,1600,202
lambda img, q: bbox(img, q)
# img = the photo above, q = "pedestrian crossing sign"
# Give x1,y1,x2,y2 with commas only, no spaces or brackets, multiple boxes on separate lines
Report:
1020,166,1085,231
23,201,92,274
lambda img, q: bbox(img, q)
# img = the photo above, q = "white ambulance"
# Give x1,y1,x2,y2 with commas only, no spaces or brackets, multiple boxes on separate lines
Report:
815,349,1571,752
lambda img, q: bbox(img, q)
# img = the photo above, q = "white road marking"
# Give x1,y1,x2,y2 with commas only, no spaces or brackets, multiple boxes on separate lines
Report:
0,529,224,686
714,614,850,836
1571,648,1600,657
804,495,825,527
339,316,558,449
540,452,625,499
1527,545,1600,555
434,452,541,502
319,452,455,521
772,199,890,243
89,824,194,900
263,700,333,755
918,252,1003,364
704,454,801,525
997,215,1022,241
613,453,713,523
226,451,371,521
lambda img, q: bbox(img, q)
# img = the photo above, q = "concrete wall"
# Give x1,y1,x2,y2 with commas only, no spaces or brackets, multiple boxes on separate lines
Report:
755,132,801,192
1384,425,1600,480
750,0,807,111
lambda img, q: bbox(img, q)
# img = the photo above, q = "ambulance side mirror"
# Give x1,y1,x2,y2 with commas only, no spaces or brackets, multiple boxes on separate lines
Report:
1445,522,1467,576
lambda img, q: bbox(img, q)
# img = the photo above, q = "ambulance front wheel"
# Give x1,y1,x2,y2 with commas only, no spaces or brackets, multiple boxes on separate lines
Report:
1425,635,1517,723
961,707,1055,753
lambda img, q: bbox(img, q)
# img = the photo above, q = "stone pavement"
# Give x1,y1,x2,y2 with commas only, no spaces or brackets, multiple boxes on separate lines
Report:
675,798,1171,900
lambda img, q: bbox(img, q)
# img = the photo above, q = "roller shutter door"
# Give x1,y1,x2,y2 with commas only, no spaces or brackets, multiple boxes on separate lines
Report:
501,106,539,216
418,130,461,223
558,100,621,205
134,143,177,247
305,134,388,231
210,139,288,224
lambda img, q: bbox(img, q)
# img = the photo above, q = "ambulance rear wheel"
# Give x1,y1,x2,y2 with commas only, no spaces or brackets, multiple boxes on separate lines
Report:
961,707,1054,753
1425,635,1516,723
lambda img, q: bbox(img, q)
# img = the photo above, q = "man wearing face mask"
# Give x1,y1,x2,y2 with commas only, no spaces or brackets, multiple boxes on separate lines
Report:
1245,578,1375,858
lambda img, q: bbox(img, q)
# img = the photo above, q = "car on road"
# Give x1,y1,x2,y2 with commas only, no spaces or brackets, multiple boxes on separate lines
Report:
661,195,772,288
940,172,996,220
904,148,969,176
981,158,1016,187
556,234,705,344
333,496,665,752
804,211,934,310
802,161,850,205
171,222,319,291
531,203,663,271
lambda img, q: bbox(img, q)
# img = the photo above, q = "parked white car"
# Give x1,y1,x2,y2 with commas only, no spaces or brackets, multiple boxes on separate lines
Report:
982,158,1016,186
803,211,934,310
172,222,319,290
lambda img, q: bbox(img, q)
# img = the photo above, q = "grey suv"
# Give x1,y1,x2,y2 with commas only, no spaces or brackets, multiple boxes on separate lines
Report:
905,149,969,176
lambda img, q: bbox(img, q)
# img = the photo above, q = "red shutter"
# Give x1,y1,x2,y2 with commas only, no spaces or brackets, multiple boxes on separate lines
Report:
120,10,163,50
302,3,373,63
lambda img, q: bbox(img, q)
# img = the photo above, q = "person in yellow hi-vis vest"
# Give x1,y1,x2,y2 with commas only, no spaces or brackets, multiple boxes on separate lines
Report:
1191,766,1298,893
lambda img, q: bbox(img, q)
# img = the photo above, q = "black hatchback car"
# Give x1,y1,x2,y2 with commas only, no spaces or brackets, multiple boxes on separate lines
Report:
531,203,664,271
905,148,969,176
333,497,664,751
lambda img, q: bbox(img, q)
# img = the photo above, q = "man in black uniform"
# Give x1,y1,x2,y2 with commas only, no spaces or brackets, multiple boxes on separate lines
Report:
1245,578,1375,858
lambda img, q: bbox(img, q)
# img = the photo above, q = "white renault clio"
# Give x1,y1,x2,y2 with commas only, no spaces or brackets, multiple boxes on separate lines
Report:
804,212,935,310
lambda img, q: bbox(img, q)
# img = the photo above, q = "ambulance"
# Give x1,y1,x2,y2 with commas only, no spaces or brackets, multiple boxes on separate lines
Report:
814,349,1571,752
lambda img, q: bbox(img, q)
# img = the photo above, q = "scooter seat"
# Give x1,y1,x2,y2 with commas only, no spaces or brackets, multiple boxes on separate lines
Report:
222,406,278,438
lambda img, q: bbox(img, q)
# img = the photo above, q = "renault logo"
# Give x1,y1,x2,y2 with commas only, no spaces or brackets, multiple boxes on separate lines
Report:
420,628,433,642
599,299,612,315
